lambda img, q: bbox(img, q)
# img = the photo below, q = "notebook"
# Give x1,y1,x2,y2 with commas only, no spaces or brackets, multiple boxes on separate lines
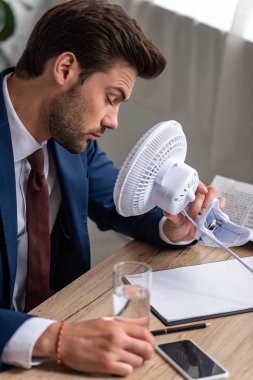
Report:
149,257,253,325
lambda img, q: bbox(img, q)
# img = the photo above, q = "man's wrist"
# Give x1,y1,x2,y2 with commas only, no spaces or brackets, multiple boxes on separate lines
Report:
159,216,194,245
33,321,62,359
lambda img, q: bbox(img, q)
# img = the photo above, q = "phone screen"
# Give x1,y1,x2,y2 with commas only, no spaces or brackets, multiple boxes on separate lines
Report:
157,340,228,379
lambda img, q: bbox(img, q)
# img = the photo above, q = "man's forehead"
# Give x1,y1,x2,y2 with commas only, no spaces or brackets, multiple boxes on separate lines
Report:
106,63,137,95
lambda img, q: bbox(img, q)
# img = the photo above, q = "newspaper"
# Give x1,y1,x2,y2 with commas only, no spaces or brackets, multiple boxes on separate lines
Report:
211,175,253,241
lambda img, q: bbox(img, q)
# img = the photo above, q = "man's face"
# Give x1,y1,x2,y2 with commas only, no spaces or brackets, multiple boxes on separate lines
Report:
47,62,137,153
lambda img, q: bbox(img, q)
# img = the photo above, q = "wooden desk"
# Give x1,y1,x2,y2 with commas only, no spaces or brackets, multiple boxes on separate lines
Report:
1,241,253,379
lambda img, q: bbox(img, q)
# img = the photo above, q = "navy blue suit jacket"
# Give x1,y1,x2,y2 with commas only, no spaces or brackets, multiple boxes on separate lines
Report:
0,68,182,368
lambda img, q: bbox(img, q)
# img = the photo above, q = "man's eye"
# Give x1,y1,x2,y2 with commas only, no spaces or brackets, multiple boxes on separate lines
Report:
107,96,113,105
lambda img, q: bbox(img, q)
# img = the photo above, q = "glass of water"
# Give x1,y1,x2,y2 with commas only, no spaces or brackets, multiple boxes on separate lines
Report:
113,261,152,328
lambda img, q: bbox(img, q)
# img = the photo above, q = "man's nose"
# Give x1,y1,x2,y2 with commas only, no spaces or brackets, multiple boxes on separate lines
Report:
101,109,119,130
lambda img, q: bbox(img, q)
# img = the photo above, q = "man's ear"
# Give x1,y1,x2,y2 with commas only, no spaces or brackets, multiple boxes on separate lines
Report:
53,52,80,86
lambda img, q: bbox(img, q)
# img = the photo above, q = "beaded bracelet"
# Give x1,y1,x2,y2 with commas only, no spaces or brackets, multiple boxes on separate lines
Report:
56,321,66,365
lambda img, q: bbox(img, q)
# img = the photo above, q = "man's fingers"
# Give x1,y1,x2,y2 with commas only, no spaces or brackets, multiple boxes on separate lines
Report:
118,348,144,368
113,321,155,359
107,361,133,377
200,185,218,210
124,336,154,360
187,191,206,218
197,181,208,194
123,322,156,348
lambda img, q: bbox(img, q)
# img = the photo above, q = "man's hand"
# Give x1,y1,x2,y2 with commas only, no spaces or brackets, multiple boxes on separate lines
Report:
162,181,226,243
33,317,155,376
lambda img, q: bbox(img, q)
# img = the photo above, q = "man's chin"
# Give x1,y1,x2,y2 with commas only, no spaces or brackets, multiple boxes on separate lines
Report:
55,138,89,154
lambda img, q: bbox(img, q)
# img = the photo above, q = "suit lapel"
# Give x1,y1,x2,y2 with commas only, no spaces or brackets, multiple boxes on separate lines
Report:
49,140,89,256
0,70,18,299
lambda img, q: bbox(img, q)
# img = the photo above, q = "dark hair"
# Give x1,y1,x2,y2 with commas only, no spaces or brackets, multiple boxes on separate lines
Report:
15,0,166,82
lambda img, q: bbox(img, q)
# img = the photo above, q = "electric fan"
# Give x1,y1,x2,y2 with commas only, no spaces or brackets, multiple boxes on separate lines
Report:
114,120,252,274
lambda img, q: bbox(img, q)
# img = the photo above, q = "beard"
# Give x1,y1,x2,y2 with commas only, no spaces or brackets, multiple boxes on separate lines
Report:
47,85,90,154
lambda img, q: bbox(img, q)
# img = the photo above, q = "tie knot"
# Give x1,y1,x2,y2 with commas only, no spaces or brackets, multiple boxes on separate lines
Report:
27,149,44,173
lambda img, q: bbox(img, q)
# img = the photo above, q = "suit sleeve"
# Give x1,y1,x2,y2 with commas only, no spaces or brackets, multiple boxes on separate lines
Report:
85,141,193,248
2,317,55,369
0,308,34,370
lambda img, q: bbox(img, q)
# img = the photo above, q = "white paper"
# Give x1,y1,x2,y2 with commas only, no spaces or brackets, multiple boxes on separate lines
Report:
211,175,253,241
149,257,253,325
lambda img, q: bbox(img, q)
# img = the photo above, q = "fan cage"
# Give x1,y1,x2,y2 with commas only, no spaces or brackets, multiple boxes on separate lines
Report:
114,121,187,216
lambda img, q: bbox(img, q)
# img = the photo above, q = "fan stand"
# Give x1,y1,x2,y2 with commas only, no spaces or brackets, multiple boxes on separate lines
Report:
181,209,253,274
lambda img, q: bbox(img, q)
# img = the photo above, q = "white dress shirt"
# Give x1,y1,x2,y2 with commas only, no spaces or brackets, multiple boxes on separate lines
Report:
1,74,191,369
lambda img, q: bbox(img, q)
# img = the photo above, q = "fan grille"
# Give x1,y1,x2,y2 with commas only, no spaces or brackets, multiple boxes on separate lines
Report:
114,121,187,216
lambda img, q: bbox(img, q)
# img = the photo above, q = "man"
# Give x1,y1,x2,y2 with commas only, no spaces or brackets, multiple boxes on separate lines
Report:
0,0,222,376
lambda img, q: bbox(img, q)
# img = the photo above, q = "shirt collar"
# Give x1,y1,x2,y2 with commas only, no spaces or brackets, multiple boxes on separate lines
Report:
2,74,46,163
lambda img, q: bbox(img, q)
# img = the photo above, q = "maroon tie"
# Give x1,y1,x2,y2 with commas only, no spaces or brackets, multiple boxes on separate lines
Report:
25,149,51,312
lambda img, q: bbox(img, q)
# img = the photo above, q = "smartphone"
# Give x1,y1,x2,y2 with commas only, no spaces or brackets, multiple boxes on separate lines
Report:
156,340,229,380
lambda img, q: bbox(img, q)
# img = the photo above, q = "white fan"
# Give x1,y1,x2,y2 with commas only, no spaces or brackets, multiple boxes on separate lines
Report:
114,120,199,216
114,120,252,274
